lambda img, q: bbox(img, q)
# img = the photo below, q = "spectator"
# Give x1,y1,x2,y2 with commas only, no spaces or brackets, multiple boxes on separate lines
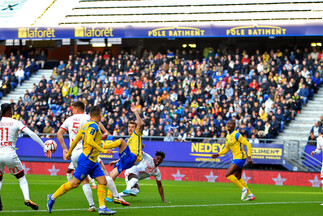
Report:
310,122,322,138
163,132,174,142
298,84,309,106
43,122,53,134
249,134,260,145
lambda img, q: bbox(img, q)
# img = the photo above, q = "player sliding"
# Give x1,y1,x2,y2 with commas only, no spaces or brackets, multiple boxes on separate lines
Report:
118,151,167,202
103,103,144,205
212,120,255,201
56,101,109,212
0,103,51,211
47,106,116,215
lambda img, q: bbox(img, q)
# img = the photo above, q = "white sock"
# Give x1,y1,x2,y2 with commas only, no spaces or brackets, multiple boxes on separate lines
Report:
106,176,119,197
89,176,96,186
67,173,72,182
82,184,95,206
18,176,30,200
321,180,323,191
99,205,106,209
0,179,3,191
126,178,138,190
132,188,139,193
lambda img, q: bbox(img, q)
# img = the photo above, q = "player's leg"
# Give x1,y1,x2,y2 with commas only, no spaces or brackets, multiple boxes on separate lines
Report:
103,138,127,153
106,168,130,205
82,177,96,211
320,168,323,192
0,166,4,211
225,162,248,200
234,168,255,201
8,154,38,210
66,162,74,182
92,162,116,215
123,173,139,196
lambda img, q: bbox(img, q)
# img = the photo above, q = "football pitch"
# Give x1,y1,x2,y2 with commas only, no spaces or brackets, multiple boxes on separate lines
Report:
0,174,322,216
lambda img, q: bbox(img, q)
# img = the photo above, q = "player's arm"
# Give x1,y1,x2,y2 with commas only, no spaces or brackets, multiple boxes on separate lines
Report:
311,139,322,156
99,159,109,176
86,126,113,154
156,180,166,202
22,126,51,158
238,134,253,164
109,159,120,166
131,103,144,134
66,129,82,159
212,141,229,158
99,122,110,140
57,127,68,160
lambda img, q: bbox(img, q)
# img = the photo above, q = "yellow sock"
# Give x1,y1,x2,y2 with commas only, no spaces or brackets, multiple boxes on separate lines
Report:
239,178,251,195
53,182,73,199
98,184,106,207
107,189,113,199
103,140,121,149
227,175,244,190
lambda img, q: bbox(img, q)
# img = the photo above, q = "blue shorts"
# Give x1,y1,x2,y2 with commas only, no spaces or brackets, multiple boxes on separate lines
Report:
73,153,105,181
232,158,247,168
115,145,137,174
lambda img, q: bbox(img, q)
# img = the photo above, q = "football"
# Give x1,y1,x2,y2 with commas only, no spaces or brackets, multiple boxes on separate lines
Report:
44,140,57,153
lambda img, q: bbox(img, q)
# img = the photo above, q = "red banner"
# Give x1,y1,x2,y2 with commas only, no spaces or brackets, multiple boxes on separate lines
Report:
10,161,322,187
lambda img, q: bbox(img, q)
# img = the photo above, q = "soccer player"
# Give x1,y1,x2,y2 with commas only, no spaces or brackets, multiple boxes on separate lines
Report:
118,151,167,202
212,120,255,201
57,101,109,211
103,103,144,205
47,106,116,215
0,103,51,211
311,134,323,192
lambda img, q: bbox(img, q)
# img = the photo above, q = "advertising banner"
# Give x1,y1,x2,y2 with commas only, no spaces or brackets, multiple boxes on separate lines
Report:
16,138,283,165
303,144,322,168
10,161,322,187
0,23,323,39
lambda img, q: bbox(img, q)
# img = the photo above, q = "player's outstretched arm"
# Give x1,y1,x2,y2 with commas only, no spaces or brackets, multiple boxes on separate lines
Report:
109,159,120,166
57,128,68,159
22,127,52,158
131,103,144,132
156,180,167,202
212,141,229,158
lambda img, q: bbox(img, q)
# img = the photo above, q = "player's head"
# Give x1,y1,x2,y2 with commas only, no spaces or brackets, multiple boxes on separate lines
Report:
154,151,165,166
72,101,85,114
128,121,137,135
90,105,102,120
226,119,235,133
1,103,12,117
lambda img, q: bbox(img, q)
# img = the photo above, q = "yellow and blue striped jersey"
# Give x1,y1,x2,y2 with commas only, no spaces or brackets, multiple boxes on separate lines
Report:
127,129,142,164
218,131,252,160
67,120,106,163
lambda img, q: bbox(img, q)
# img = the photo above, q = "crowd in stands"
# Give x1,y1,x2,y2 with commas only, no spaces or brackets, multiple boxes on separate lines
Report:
0,49,47,98
7,46,323,142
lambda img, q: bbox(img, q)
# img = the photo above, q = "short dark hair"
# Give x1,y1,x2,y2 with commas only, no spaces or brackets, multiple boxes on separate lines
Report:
90,105,101,117
129,121,137,127
72,101,85,111
1,103,12,117
155,151,166,159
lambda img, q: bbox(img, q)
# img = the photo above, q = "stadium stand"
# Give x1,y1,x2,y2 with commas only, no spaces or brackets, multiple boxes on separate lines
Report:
5,47,322,142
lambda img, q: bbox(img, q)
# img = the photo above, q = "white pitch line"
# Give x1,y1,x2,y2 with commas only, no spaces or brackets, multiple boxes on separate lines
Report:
1,201,322,213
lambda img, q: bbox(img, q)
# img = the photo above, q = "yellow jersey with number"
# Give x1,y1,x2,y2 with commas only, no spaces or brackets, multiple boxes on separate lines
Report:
218,131,252,160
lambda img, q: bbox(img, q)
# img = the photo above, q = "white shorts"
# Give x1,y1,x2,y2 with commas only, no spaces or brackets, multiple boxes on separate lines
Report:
124,167,141,183
321,166,323,178
68,162,75,170
71,148,83,168
0,150,23,175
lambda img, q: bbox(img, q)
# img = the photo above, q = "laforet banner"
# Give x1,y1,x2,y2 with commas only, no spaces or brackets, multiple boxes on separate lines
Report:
16,138,284,165
0,23,322,39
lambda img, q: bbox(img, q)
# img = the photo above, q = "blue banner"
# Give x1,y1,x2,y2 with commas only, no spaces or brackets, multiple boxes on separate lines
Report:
0,23,323,39
15,138,283,165
303,145,322,168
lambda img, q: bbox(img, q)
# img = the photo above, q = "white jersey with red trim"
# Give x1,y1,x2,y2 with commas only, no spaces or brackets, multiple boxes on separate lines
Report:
125,152,161,181
315,135,323,178
0,117,26,150
60,113,90,152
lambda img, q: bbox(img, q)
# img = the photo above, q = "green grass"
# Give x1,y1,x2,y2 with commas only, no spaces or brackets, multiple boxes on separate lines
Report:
0,174,322,215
